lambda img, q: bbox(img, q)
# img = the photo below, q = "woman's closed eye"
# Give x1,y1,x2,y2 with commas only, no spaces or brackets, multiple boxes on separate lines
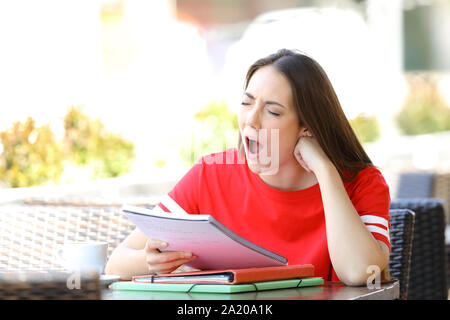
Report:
267,109,280,116
241,102,280,116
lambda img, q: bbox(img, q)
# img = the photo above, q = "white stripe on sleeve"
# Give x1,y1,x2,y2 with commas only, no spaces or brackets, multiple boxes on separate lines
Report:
365,225,390,242
360,215,389,228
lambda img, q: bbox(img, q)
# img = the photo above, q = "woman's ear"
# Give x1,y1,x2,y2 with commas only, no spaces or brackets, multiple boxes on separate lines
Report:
298,127,312,138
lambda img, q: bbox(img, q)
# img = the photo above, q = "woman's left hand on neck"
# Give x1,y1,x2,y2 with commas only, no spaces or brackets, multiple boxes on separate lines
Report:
293,135,335,177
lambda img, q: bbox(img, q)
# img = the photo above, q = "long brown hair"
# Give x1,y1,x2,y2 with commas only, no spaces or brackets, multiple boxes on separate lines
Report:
238,49,373,180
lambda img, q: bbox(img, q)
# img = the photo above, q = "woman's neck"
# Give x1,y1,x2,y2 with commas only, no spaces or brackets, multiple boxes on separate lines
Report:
258,160,318,191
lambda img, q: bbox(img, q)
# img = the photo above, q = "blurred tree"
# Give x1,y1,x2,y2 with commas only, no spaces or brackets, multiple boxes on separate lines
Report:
63,106,135,179
349,113,381,143
396,75,450,135
90,131,135,179
0,106,135,187
0,118,64,187
180,101,239,166
63,106,101,166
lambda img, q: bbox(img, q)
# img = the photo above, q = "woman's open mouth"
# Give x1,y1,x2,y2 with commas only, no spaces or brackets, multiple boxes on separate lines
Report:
245,136,263,157
242,129,277,170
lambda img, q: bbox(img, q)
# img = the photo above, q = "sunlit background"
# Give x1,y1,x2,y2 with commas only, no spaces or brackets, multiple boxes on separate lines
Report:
0,0,449,200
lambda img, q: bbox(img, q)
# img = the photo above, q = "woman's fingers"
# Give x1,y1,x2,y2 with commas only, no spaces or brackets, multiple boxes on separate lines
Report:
149,257,197,274
297,157,312,172
298,158,312,173
146,250,194,265
145,239,168,253
144,239,196,274
294,143,312,173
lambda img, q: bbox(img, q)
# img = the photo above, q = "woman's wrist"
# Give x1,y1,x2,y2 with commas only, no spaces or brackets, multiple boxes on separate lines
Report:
106,246,149,280
313,159,338,182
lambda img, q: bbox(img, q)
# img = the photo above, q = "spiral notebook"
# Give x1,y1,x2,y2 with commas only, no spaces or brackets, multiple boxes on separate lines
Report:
122,200,287,270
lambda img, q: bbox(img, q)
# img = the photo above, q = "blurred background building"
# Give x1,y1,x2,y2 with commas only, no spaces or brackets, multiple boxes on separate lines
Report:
0,0,449,200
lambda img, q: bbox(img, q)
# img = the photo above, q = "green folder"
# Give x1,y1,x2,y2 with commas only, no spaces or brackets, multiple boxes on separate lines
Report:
110,277,324,294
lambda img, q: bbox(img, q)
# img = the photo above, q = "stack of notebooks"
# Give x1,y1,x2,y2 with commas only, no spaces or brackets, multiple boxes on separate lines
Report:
110,265,324,294
114,204,323,294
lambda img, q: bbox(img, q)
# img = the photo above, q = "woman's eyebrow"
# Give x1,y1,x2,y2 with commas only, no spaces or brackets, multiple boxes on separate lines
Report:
244,92,255,100
244,92,286,108
265,100,286,108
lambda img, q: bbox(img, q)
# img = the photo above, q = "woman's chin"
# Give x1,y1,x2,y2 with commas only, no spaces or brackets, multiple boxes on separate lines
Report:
247,161,263,174
246,154,278,175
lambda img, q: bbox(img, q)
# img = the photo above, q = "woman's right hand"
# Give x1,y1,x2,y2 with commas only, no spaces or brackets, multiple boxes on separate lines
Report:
144,239,197,274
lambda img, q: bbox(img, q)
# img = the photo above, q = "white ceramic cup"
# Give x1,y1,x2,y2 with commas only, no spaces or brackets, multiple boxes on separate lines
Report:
58,242,108,274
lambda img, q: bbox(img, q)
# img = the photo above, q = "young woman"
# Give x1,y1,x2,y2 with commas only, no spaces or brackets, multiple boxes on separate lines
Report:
105,49,391,286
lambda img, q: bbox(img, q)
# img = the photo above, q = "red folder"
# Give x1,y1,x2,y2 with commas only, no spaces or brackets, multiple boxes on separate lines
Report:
132,264,314,285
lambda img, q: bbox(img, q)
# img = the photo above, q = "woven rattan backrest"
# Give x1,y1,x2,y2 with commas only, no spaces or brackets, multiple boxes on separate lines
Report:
0,204,136,271
388,209,415,300
390,198,448,300
0,270,101,300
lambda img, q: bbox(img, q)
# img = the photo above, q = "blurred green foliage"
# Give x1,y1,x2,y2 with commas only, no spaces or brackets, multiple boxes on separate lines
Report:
180,101,239,166
0,106,135,187
0,118,64,188
63,106,135,179
396,75,450,135
349,113,381,143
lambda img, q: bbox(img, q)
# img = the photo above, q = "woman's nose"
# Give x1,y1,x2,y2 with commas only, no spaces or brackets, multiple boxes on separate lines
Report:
246,105,261,129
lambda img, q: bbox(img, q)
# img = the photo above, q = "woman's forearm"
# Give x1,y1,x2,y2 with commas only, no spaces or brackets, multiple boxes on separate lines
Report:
315,162,388,286
105,245,149,280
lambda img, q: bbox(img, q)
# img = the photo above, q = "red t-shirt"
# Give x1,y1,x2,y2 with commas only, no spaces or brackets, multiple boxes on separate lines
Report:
159,148,391,281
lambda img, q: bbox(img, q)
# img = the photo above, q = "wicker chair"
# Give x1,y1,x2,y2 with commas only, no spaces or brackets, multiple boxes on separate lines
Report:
387,209,415,300
390,198,448,300
0,270,100,300
0,203,140,271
